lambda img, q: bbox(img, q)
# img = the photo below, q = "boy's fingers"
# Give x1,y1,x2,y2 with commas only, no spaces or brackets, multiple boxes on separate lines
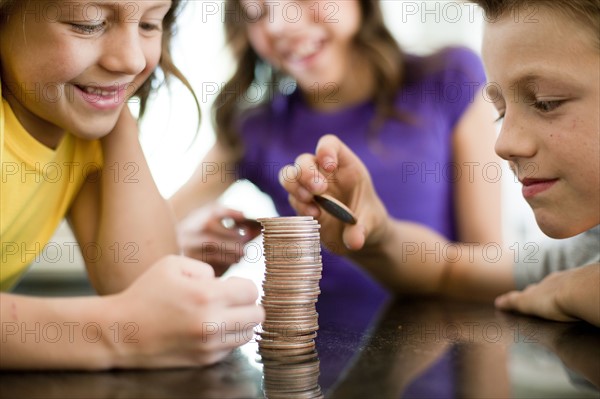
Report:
494,291,521,311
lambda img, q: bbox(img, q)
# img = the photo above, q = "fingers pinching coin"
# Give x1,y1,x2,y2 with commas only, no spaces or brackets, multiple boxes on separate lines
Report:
313,194,357,225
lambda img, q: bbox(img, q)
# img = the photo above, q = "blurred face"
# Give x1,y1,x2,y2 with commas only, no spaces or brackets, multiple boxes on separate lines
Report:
0,0,171,147
241,0,366,108
483,8,600,238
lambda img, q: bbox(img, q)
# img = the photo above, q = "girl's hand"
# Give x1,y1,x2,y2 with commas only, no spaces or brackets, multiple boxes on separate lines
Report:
279,134,389,256
109,255,264,368
176,205,261,276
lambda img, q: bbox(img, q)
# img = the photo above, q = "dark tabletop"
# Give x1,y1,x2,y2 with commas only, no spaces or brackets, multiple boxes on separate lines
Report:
2,277,599,399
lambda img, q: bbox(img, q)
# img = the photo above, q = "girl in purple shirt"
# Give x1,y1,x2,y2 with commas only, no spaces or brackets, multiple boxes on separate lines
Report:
171,0,502,330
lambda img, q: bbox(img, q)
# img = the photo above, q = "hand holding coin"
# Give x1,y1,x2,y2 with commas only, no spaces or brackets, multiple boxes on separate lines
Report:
313,194,357,225
279,134,389,252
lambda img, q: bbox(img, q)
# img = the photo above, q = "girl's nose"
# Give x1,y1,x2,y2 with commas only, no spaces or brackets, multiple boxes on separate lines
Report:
99,26,146,76
264,0,307,35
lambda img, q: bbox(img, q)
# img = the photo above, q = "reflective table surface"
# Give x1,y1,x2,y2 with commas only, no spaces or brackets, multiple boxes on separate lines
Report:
2,278,599,399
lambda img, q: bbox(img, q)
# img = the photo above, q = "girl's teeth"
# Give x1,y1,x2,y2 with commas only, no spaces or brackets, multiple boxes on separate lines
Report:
290,42,320,61
83,86,114,96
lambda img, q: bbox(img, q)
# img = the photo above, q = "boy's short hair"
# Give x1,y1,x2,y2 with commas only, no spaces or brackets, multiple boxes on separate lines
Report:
472,0,600,47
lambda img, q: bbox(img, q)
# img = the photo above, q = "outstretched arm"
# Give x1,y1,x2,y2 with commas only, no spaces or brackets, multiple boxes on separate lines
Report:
279,134,514,300
0,256,264,370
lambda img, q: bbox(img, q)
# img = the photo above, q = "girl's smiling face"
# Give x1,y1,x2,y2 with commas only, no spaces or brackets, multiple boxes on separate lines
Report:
483,7,600,238
241,0,373,109
0,0,172,148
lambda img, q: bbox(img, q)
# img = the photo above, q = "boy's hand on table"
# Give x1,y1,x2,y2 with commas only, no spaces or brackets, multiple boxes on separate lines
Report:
495,264,599,327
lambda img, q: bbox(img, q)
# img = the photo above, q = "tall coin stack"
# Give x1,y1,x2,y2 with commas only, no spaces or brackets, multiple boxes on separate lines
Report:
256,216,324,399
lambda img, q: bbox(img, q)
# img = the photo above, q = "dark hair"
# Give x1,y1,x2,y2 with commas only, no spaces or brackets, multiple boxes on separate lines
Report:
213,0,405,157
0,0,199,120
0,0,14,14
471,0,600,46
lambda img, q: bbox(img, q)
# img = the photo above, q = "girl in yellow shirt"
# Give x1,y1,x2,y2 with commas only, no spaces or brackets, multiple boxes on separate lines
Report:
0,0,263,369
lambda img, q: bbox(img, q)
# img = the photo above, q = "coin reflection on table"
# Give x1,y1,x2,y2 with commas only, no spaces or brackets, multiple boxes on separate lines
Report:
257,217,325,399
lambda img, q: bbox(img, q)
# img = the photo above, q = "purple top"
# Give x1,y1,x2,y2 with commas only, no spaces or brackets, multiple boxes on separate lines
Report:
238,47,486,331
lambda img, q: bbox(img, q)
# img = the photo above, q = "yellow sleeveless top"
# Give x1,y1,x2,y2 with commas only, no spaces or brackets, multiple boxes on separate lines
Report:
1,98,103,291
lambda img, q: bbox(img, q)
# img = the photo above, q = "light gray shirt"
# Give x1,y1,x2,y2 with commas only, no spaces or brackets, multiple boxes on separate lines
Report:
514,225,600,289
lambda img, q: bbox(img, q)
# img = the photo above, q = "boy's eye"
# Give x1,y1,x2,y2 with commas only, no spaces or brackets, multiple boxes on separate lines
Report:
494,109,506,123
70,22,106,34
533,100,564,113
140,22,162,32
492,106,505,124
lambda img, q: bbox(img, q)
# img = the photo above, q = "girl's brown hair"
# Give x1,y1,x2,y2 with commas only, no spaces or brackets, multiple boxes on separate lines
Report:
214,0,406,157
0,0,199,119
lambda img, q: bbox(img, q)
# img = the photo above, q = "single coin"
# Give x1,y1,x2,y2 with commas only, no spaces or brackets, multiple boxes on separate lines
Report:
258,324,319,337
258,216,316,222
255,330,318,341
265,260,323,267
261,307,317,315
263,284,321,291
263,362,320,373
313,194,357,224
263,386,324,399
262,320,319,329
263,283,321,290
258,338,315,348
258,345,316,357
262,297,320,304
263,368,320,379
259,350,319,365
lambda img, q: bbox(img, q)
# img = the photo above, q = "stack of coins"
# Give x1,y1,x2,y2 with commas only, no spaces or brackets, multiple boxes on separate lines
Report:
261,359,323,399
256,216,324,399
